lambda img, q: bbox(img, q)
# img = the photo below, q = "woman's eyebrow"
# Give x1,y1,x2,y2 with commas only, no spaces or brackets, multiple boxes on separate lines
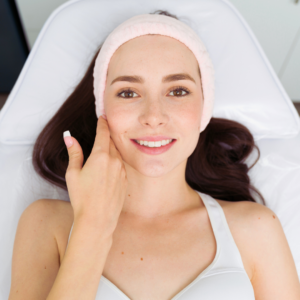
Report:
110,73,196,85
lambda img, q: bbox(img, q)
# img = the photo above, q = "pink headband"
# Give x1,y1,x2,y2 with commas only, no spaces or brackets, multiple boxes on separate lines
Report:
93,13,215,133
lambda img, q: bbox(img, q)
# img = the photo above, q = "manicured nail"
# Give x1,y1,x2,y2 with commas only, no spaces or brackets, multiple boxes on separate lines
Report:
102,114,107,120
63,130,73,148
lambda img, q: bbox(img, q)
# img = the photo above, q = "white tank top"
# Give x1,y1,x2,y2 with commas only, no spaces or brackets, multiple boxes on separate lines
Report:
66,191,255,300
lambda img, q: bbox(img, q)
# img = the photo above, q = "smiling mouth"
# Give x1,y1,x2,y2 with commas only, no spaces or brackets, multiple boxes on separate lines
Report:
132,139,175,147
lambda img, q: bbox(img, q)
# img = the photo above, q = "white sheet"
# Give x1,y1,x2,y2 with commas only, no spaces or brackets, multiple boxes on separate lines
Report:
0,0,299,299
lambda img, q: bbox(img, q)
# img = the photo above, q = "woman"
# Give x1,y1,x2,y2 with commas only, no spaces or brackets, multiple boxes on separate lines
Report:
9,10,300,300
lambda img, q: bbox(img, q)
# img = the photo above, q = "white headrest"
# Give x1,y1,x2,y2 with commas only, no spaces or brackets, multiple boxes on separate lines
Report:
0,0,299,144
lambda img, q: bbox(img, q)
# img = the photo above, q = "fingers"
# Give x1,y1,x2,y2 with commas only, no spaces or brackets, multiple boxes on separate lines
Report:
63,117,124,174
63,131,84,175
94,116,123,162
92,116,110,154
109,137,123,161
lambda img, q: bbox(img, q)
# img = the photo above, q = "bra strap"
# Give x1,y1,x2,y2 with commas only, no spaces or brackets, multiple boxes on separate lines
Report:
199,191,247,272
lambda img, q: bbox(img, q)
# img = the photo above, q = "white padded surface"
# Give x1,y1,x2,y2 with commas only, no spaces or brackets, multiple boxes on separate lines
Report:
0,0,299,144
0,0,300,299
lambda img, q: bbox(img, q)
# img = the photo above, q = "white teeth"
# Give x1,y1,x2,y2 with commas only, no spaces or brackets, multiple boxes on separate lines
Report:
136,139,173,147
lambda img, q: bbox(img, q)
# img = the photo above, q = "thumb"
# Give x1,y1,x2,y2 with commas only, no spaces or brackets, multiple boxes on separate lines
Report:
63,130,84,172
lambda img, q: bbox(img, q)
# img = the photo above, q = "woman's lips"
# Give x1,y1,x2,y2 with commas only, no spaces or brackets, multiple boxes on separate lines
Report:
130,139,176,155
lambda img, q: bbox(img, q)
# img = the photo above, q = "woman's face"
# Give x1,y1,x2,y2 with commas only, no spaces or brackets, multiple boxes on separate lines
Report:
103,34,204,177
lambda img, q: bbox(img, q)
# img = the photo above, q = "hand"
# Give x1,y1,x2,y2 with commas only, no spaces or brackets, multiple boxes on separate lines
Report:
63,116,128,236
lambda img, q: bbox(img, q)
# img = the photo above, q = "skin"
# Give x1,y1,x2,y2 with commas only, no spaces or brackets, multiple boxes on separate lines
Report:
98,34,300,299
103,34,205,221
8,34,300,300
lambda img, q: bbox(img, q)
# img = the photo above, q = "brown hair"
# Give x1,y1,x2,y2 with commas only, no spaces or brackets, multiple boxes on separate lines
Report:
32,10,265,205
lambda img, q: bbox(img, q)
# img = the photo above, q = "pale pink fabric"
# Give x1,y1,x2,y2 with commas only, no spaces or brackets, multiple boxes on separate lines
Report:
93,13,215,133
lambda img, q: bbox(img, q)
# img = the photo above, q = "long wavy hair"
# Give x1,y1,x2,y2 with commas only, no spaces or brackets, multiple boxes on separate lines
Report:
32,10,265,205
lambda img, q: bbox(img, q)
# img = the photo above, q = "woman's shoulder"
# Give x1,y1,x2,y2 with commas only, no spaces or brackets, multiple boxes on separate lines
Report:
214,197,278,244
215,197,277,223
36,199,74,263
38,198,74,224
214,198,279,281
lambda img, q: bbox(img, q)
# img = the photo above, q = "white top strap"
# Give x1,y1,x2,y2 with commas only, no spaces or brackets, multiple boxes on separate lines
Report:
198,191,247,272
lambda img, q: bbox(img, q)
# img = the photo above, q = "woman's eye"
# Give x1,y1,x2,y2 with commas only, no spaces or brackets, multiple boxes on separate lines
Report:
117,89,138,98
117,86,190,98
169,87,189,97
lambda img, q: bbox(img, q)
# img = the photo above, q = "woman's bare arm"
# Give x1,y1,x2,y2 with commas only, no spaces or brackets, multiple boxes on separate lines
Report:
47,206,113,300
245,202,300,299
9,199,113,300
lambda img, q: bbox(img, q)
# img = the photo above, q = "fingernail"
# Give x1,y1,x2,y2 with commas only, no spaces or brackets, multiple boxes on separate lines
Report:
63,131,73,148
102,114,107,120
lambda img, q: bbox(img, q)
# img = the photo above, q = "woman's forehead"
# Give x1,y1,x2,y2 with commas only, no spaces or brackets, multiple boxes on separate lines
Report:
115,34,197,61
107,35,200,79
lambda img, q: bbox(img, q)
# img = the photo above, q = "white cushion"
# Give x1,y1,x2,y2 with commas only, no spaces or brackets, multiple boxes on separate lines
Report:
0,1,300,298
0,0,299,144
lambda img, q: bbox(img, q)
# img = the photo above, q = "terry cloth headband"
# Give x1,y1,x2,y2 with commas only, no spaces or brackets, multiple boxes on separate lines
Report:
93,13,215,133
